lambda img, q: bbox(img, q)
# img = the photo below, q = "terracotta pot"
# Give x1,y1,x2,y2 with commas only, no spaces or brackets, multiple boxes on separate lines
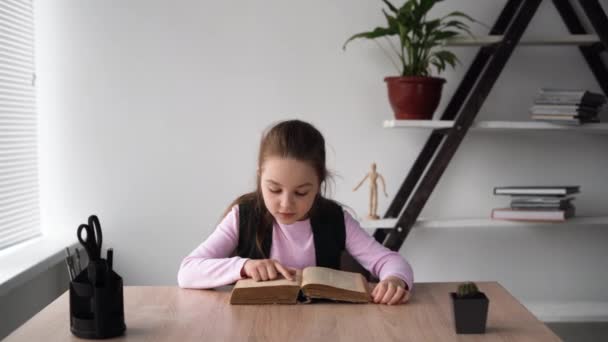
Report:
384,76,446,120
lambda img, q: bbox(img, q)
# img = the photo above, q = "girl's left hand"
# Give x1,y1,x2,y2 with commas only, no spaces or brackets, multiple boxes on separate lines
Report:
371,276,410,305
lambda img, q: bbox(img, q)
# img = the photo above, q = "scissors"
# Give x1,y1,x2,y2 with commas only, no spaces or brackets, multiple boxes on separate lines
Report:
77,215,103,261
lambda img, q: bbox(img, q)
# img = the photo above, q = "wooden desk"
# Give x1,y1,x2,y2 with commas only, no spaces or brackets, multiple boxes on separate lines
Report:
6,282,560,341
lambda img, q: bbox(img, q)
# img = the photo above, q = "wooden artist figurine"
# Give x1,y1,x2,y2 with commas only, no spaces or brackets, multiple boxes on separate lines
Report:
353,162,388,220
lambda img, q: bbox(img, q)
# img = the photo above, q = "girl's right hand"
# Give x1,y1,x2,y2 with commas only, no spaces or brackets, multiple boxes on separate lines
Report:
241,259,296,282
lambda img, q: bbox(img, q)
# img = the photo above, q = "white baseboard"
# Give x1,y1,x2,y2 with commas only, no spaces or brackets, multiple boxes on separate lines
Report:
523,301,608,322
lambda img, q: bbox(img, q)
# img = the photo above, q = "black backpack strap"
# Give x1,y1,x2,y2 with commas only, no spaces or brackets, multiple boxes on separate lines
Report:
237,197,345,268
236,201,272,259
310,198,346,269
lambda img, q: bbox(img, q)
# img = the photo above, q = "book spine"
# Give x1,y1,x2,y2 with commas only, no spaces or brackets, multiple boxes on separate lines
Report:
531,115,580,120
494,189,568,195
530,108,598,115
510,203,572,210
491,208,567,222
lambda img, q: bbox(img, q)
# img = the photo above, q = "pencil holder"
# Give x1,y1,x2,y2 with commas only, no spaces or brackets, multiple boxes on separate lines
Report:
69,260,126,339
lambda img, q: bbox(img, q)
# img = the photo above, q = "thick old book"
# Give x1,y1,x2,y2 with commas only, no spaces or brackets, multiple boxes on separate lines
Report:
491,206,575,222
229,266,371,305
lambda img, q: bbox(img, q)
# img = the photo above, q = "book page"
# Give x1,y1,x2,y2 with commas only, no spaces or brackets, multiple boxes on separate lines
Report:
233,269,302,289
301,267,367,293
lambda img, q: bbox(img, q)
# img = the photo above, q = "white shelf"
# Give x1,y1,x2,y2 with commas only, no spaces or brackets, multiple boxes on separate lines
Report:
383,120,454,129
383,120,608,133
524,300,608,322
360,216,608,230
446,34,600,46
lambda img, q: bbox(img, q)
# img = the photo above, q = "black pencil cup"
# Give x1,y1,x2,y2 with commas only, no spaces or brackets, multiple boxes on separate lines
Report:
69,261,126,339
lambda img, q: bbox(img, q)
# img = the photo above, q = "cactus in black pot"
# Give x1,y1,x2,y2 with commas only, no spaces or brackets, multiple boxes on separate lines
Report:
457,282,480,298
451,281,489,334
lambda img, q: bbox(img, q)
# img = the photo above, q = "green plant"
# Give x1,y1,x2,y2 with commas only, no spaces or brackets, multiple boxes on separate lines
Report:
456,282,480,298
343,0,475,77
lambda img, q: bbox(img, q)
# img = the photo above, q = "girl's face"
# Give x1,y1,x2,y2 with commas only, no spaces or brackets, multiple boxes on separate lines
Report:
260,157,320,225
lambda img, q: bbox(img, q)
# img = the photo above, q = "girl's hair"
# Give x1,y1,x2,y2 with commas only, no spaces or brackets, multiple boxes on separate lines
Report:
224,119,332,256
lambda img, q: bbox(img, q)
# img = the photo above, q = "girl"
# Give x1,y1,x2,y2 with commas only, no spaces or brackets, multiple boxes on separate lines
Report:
178,120,413,305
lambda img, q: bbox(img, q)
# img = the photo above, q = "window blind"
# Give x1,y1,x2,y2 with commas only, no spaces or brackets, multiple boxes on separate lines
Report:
0,0,40,250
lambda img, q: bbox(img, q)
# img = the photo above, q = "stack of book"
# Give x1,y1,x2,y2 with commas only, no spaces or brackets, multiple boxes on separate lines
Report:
530,88,606,125
492,186,579,222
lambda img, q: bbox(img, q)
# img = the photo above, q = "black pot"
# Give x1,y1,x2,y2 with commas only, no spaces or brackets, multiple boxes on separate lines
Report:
70,266,126,339
450,292,489,334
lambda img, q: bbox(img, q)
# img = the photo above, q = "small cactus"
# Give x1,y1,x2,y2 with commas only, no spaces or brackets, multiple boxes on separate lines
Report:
457,282,480,298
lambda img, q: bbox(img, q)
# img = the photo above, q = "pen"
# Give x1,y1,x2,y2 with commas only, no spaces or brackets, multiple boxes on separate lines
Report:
107,248,113,272
64,248,75,281
106,248,114,286
64,256,73,281
74,248,82,274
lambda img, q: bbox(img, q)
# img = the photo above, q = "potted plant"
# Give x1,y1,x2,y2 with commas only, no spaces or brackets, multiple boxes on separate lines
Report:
343,0,474,120
451,282,489,334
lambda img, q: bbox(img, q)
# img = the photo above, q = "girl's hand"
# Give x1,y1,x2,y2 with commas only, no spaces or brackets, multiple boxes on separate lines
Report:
371,276,411,305
241,259,297,282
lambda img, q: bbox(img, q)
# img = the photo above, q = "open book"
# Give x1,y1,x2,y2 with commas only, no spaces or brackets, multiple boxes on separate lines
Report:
229,266,371,304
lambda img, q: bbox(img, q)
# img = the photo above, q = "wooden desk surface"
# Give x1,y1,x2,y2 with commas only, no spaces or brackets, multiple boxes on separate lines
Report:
6,282,560,341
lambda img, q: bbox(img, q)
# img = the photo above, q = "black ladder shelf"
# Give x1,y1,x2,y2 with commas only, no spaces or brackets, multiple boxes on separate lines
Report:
373,0,608,252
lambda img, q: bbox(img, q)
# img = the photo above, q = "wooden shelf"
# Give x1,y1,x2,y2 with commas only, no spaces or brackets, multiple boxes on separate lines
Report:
360,216,608,231
446,34,601,46
383,120,608,133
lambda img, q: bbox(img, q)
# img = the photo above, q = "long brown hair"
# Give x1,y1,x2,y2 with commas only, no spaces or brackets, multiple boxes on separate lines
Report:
224,120,332,257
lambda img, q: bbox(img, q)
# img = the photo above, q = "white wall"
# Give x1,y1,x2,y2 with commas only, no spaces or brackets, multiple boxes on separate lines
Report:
35,0,608,311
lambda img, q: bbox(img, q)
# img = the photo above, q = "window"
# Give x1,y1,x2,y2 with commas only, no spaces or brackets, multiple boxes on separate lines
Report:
0,0,39,250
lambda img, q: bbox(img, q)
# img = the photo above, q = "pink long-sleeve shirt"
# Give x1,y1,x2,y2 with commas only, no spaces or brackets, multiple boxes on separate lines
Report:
178,205,414,290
